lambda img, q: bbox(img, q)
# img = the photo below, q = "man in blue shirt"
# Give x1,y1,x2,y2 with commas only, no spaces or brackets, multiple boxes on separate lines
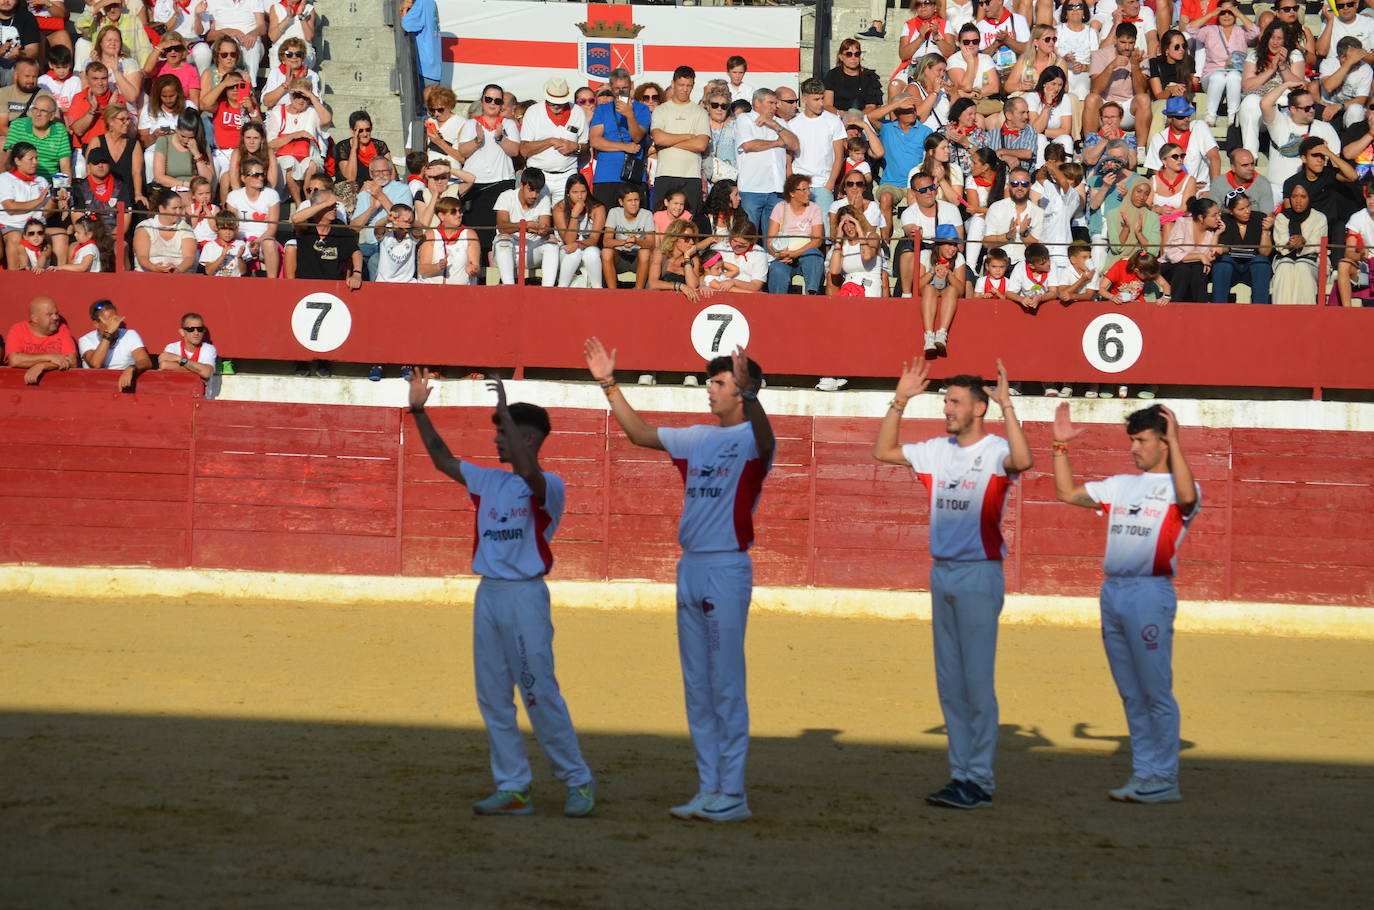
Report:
867,94,931,233
589,67,651,210
400,0,441,86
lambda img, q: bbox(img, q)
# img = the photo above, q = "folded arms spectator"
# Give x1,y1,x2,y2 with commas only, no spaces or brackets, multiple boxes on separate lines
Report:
158,312,217,380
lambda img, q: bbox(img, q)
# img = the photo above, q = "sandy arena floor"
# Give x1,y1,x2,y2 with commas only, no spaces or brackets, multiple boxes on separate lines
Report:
1,594,1371,909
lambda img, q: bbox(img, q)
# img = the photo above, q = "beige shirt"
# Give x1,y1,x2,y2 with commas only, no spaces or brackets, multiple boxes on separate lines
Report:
651,99,709,179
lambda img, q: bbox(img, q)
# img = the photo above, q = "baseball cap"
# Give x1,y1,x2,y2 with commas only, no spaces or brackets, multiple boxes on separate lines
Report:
86,147,114,167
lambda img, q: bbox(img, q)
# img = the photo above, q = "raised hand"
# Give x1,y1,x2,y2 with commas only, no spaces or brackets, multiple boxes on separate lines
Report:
485,374,508,412
982,357,1012,410
583,336,615,381
1159,404,1180,443
407,366,434,410
895,355,930,400
730,345,754,395
1052,401,1086,443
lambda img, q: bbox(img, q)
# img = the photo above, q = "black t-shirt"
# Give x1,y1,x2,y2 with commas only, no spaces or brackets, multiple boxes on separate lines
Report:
330,136,392,184
294,225,360,280
824,66,883,112
0,8,42,61
1148,58,1187,91
1219,213,1262,261
1339,119,1374,176
70,174,132,230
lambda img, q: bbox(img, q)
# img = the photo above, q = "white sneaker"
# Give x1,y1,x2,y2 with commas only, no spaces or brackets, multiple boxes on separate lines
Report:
1084,384,1099,399
1204,113,1218,128
692,792,752,822
1009,383,1022,396
815,377,848,392
669,791,718,820
1059,384,1073,398
933,328,948,355
683,375,700,386
923,330,937,354
1127,777,1182,804
1108,776,1150,802
1044,385,1060,398
638,373,657,385
1117,385,1129,399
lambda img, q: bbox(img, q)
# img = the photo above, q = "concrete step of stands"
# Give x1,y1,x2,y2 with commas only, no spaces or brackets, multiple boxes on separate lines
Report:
317,0,407,155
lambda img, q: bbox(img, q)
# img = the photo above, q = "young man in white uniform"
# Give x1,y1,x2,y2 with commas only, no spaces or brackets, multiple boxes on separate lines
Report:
1052,402,1201,805
873,358,1033,809
584,339,775,823
406,372,596,819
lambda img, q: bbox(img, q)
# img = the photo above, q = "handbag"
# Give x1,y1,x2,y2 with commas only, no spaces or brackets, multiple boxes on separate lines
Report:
620,154,646,184
709,156,738,183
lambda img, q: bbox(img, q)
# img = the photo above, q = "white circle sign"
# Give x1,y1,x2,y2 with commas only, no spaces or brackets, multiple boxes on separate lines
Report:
290,293,352,353
690,304,750,361
1082,313,1143,374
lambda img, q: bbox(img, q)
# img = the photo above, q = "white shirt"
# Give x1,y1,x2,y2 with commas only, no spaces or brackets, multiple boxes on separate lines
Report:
225,186,280,241
457,116,521,183
720,245,770,285
828,197,887,230
1317,56,1374,106
0,171,48,230
734,111,788,194
1024,91,1073,132
520,102,588,174
1265,113,1340,196
459,462,565,580
420,228,475,284
70,240,102,273
266,102,323,159
983,197,1044,264
1323,15,1374,66
1093,3,1157,53
162,340,218,367
1034,179,1083,258
262,64,322,100
1006,260,1055,296
902,434,1015,561
976,10,1030,71
200,237,250,275
1084,472,1202,577
1142,121,1219,188
1052,259,1101,294
78,327,147,369
838,239,886,295
657,421,771,553
205,0,264,34
1055,22,1100,72
493,187,551,236
787,109,846,180
376,233,417,282
1345,206,1374,250
37,72,83,112
728,82,755,103
900,199,962,241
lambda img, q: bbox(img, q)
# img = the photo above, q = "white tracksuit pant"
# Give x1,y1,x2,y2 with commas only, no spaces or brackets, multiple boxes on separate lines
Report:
930,559,1004,793
493,234,559,286
473,577,592,792
676,551,753,797
1100,575,1181,782
557,246,603,287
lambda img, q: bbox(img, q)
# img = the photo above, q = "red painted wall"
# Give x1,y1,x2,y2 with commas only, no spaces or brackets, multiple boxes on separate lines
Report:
3,371,1370,607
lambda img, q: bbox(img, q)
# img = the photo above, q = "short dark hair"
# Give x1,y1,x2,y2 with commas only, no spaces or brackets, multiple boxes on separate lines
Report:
348,110,372,129
47,44,73,67
1024,242,1050,263
181,311,204,326
725,55,746,70
493,402,552,438
706,355,763,388
985,248,1011,265
1114,22,1138,41
1125,404,1168,437
946,375,989,406
1287,88,1311,109
1298,136,1325,157
617,184,642,202
673,65,696,83
89,299,116,320
520,167,546,191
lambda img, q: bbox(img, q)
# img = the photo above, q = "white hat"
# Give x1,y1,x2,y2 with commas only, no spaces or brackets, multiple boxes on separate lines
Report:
544,77,572,106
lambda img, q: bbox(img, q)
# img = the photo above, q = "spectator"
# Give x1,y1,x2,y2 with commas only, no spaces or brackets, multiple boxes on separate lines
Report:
650,65,710,215
1147,29,1196,106
66,62,121,148
1187,1,1257,129
1237,20,1304,156
1212,190,1274,304
84,105,143,210
200,209,253,276
224,157,280,275
938,97,980,178
1284,137,1359,239
83,21,145,102
1336,176,1374,306
1005,240,1057,315
417,196,478,284
895,170,960,294
829,169,885,239
4,296,77,385
493,166,556,287
37,44,81,115
520,77,588,204
983,166,1042,265
201,37,252,169
918,223,965,350
142,32,199,108
54,211,112,272
69,146,128,227
140,72,192,175
286,188,363,289
78,299,151,390
893,53,949,132
588,67,649,210
1315,0,1374,67
972,247,1012,305
1057,1,1097,101
1004,25,1062,99
717,214,767,292
410,157,474,228
946,23,1000,109
868,93,930,227
1144,96,1221,191
422,86,464,171
185,175,219,242
157,311,217,381
152,108,213,203
895,0,955,77
13,217,48,269
350,155,410,279
1318,36,1372,130
725,54,753,104
699,177,740,247
702,85,737,192
1160,197,1222,302
0,59,52,139
634,82,662,112
1262,85,1341,204
1260,0,1317,55
827,203,884,296
1025,66,1075,157
1034,157,1085,266
652,187,692,236
1084,24,1150,149
0,141,56,268
600,183,653,289
735,87,797,236
1107,176,1162,264
267,0,319,68
962,146,1002,269
1101,250,1171,310
204,0,267,78
332,110,391,188
371,202,417,283
766,172,824,294
145,0,214,71
1091,0,1155,55
0,0,41,89
220,120,274,199
1081,100,1138,170
551,173,603,288
1271,184,1326,304
789,77,846,214
132,186,196,272
266,79,330,204
399,0,440,87
2,93,69,178
856,0,887,41
457,82,520,266
1149,141,1194,224
1053,239,1102,306
917,133,960,206
648,218,707,300
823,38,883,115
261,36,319,109
977,0,1030,81
1208,147,1273,218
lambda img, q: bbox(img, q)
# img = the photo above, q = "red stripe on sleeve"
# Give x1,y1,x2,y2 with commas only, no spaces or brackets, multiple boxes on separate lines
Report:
731,458,768,551
469,493,481,560
531,494,554,575
980,474,1009,561
671,457,689,484
1152,503,1185,577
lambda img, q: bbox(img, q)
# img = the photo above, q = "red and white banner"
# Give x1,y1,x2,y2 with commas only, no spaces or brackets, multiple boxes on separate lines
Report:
439,0,801,101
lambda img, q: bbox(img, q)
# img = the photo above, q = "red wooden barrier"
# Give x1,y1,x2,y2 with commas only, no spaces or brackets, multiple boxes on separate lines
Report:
1,380,1371,607
4,271,1372,390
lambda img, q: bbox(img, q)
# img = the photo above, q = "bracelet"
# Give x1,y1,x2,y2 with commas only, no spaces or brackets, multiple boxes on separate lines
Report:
740,386,758,402
889,398,907,412
1051,440,1069,452
601,383,619,396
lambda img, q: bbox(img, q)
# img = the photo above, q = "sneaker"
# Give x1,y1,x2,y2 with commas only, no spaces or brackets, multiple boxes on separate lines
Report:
218,359,235,376
1117,384,1129,399
1084,384,1099,399
1108,776,1150,802
368,364,383,381
1137,385,1157,400
564,781,595,818
1128,777,1182,804
923,330,937,354
400,365,415,381
1044,385,1060,398
294,362,310,378
816,377,848,392
856,25,886,40
473,789,534,816
669,791,718,820
683,375,700,386
1059,384,1073,398
1204,112,1218,128
926,779,991,809
314,360,332,379
692,792,752,822
933,328,948,355
638,373,657,385
1009,383,1022,396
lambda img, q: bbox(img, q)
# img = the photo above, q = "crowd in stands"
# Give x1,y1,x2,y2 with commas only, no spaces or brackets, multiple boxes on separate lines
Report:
2,0,1370,391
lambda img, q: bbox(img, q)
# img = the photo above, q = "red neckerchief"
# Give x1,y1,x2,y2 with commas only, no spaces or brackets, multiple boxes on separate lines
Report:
1122,16,1142,23
935,254,955,267
438,228,465,243
87,173,115,202
913,16,946,37
190,202,218,219
1226,172,1255,191
984,275,1007,294
1026,263,1048,286
9,168,36,183
545,102,572,127
985,9,1011,27
1167,127,1192,152
1001,124,1023,137
73,239,98,260
1156,169,1188,194
477,115,502,131
20,237,44,254
972,174,994,187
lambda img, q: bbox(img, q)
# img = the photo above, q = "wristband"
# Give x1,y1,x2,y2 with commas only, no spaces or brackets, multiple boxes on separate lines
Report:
1051,440,1069,452
889,398,907,412
740,386,758,402
601,383,619,396
408,406,425,414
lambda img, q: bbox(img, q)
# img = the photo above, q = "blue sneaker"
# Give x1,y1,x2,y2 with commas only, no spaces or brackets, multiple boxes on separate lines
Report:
926,779,992,809
564,782,595,818
473,789,534,816
368,364,383,381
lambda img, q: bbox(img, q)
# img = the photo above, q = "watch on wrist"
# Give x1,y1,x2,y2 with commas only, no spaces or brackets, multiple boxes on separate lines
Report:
179,356,188,366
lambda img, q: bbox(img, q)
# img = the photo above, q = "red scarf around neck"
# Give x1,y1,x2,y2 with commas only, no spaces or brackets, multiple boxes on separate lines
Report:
9,168,36,183
87,173,115,202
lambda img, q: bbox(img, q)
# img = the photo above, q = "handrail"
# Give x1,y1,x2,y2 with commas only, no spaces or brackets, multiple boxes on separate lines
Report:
388,0,427,157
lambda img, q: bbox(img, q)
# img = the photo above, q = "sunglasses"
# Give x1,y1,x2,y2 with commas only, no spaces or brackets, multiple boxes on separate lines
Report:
1066,3,1086,8
182,325,206,333
245,170,265,177
576,98,596,106
841,50,862,57
164,46,184,52
428,106,446,114
1009,180,1031,186
1277,4,1297,9
1296,103,1316,111
708,101,729,109
843,180,867,187
1165,152,1183,159
1338,1,1356,8
482,95,502,104
23,229,44,236
597,92,613,99
1042,37,1058,43
778,98,798,104
217,51,239,58
915,185,937,193
282,50,303,58
961,39,980,46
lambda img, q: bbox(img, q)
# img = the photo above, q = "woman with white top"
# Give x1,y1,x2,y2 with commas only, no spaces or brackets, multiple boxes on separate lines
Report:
140,74,193,177
827,204,885,297
1024,65,1076,156
1188,2,1258,128
897,53,951,131
945,23,1000,113
133,187,196,273
828,170,888,241
422,85,466,170
1005,25,1062,98
224,159,282,277
1150,142,1195,225
418,197,479,284
917,134,963,206
458,82,522,269
962,146,1004,271
553,174,605,288
267,0,319,67
1056,1,1098,101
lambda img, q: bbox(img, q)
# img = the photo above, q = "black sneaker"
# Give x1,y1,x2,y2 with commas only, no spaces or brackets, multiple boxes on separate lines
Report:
926,779,992,809
857,25,886,40
313,360,332,379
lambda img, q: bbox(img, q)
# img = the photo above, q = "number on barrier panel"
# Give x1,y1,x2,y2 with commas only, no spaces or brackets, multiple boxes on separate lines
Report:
690,304,750,361
1081,313,1143,374
291,293,352,353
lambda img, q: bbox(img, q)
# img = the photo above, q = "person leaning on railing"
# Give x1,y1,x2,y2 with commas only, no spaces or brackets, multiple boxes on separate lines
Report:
132,185,196,273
